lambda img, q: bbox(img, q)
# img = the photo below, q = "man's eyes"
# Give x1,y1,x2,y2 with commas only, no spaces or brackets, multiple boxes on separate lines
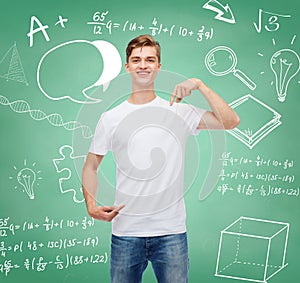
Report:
131,58,156,63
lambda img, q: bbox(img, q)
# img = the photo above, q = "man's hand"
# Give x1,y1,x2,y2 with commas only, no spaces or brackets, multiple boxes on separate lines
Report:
87,204,125,222
170,78,201,106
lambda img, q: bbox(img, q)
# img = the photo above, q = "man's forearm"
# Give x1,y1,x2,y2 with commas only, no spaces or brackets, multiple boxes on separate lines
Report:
82,166,99,213
82,165,125,221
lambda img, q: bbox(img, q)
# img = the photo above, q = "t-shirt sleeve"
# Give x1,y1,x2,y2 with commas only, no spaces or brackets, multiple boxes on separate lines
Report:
176,103,207,136
89,113,111,155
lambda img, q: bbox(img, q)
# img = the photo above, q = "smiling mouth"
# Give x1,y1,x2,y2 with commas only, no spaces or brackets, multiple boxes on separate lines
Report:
137,71,150,75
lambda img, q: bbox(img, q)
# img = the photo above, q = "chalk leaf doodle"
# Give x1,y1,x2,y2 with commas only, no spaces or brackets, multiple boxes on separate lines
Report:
37,40,122,104
227,94,282,149
9,159,42,200
0,94,93,138
203,0,235,24
0,42,28,85
52,145,86,203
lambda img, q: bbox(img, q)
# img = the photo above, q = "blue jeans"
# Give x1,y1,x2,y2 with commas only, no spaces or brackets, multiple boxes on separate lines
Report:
110,232,189,283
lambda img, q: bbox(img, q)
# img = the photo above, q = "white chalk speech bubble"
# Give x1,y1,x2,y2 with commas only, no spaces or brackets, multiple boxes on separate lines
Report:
37,39,122,104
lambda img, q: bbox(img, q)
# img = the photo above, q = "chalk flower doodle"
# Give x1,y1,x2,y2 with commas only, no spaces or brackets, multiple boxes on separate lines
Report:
37,39,122,104
0,94,93,138
9,160,42,200
52,145,86,203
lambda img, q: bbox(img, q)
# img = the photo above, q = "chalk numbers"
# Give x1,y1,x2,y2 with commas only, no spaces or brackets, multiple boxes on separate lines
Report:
92,11,109,35
254,9,291,33
266,15,280,32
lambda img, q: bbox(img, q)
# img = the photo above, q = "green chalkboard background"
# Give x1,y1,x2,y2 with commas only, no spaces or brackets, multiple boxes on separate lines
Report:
1,0,299,282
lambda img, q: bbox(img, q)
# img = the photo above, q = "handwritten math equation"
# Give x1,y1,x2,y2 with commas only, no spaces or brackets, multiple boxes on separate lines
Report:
26,7,293,47
0,216,95,237
0,236,99,258
0,216,107,276
217,152,298,197
0,252,108,277
87,11,214,42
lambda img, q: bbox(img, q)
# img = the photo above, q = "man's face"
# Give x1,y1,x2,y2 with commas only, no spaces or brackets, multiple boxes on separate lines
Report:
125,46,161,87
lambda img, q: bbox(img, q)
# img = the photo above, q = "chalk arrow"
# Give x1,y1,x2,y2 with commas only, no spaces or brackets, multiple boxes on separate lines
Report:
203,0,236,24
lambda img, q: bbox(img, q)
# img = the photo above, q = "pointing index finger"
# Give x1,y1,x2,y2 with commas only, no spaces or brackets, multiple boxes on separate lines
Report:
113,204,125,213
170,92,176,106
170,85,178,106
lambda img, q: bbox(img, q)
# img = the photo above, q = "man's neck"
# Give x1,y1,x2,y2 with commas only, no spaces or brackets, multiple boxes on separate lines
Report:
128,88,157,105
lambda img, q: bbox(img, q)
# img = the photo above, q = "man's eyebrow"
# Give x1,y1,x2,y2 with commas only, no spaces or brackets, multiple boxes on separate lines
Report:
130,56,157,59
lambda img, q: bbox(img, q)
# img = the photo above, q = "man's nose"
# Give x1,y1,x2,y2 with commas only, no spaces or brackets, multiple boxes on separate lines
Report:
139,59,147,68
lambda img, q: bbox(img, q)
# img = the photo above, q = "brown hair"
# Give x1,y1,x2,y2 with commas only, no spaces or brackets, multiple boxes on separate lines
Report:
126,34,161,63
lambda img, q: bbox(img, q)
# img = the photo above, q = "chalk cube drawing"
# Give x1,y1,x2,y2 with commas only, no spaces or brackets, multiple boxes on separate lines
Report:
227,94,281,149
215,216,289,283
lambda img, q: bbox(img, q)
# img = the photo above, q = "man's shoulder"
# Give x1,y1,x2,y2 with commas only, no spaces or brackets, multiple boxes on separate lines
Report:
102,100,129,119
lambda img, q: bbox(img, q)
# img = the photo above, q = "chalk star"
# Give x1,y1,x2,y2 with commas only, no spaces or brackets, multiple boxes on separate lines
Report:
55,15,68,28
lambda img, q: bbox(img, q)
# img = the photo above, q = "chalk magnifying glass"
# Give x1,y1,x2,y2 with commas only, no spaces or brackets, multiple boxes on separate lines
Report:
205,46,256,90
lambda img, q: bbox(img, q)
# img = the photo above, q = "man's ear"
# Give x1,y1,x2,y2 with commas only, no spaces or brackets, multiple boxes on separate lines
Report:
125,63,129,73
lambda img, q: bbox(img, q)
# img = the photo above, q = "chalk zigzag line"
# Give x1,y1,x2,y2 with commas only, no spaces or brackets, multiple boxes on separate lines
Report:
0,94,93,138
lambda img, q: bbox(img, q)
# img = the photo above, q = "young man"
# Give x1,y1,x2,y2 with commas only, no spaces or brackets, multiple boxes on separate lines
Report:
82,34,240,283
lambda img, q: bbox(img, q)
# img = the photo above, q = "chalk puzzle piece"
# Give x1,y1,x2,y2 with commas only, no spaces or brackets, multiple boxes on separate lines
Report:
52,145,86,203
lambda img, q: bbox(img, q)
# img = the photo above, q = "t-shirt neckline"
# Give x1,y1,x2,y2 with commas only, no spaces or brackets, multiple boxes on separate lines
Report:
125,96,160,107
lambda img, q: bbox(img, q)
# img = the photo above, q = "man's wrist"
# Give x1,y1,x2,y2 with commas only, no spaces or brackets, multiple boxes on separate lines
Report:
86,198,97,211
191,78,204,90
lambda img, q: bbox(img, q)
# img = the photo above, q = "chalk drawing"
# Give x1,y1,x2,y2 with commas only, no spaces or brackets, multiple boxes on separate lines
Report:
9,159,42,200
52,145,86,203
0,94,93,138
270,48,300,102
37,40,122,104
203,0,235,24
216,216,289,283
227,94,281,149
205,46,256,90
0,42,28,85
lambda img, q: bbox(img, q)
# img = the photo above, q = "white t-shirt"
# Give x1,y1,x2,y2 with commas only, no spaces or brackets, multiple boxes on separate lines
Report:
89,96,206,236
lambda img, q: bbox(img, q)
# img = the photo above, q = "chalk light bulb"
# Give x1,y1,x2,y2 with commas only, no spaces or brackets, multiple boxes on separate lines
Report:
17,168,36,199
270,49,300,102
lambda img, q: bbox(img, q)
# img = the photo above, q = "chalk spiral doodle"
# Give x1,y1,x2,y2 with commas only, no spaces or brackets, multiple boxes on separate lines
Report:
0,94,93,138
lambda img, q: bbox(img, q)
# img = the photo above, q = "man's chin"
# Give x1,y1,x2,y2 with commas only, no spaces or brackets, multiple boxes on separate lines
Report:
135,78,155,87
